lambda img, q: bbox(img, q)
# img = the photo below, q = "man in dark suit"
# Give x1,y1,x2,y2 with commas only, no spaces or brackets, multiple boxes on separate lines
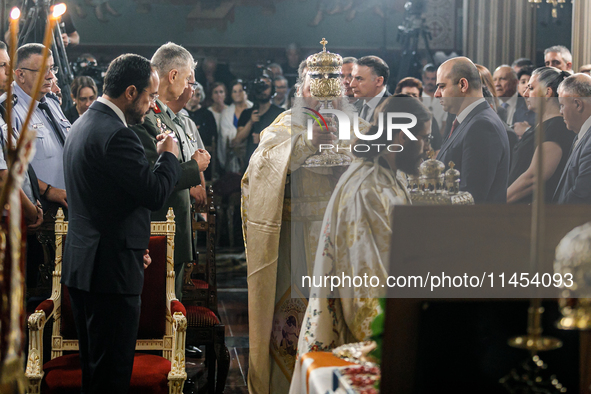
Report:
435,57,510,203
62,54,182,393
554,74,591,204
493,65,535,127
131,42,210,300
350,55,391,122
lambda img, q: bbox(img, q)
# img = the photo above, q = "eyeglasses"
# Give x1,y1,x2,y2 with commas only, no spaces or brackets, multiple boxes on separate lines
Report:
143,90,159,103
417,134,434,143
188,81,199,89
19,65,59,75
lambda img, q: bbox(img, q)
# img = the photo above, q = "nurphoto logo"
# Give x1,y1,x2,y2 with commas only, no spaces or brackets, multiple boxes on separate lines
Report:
303,107,418,153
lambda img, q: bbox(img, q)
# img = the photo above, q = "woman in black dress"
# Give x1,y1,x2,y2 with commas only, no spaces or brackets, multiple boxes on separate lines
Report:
507,67,574,203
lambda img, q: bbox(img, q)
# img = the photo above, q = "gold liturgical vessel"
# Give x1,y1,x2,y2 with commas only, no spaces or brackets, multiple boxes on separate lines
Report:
408,153,474,205
302,38,352,168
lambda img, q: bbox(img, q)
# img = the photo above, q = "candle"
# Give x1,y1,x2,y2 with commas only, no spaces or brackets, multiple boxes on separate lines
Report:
16,3,66,150
4,7,20,159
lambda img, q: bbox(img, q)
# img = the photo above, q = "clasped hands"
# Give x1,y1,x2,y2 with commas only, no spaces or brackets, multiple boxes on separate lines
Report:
155,133,211,172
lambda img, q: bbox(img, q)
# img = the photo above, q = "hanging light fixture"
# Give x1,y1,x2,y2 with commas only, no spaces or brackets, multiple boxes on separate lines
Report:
528,0,572,19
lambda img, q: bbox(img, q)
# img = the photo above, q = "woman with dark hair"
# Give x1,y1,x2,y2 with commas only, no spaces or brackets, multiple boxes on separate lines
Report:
65,76,97,124
219,79,253,172
207,81,227,135
295,95,432,356
507,67,574,203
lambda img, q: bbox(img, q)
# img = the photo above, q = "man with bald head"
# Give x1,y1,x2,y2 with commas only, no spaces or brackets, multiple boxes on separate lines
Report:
493,65,535,127
553,73,591,203
435,57,510,203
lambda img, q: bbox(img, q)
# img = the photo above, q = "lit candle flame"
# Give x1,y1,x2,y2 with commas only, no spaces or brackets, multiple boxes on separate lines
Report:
52,3,67,18
10,7,20,20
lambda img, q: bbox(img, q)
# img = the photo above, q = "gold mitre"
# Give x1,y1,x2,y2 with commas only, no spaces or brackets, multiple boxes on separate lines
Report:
306,38,343,99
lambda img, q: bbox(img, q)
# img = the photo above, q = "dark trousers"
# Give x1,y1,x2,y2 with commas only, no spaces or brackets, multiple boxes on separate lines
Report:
68,287,141,394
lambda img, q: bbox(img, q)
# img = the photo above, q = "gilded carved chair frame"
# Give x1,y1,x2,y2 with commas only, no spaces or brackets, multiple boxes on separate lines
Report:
24,207,187,394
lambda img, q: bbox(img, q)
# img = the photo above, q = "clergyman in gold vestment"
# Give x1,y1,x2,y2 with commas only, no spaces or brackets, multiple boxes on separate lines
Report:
241,72,368,393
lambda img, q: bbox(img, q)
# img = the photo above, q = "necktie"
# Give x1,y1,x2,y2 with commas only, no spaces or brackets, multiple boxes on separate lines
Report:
360,103,370,121
447,119,459,140
169,113,188,162
37,100,65,146
501,102,509,109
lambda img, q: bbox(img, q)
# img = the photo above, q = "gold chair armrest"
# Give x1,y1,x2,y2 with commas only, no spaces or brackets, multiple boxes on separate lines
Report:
168,311,187,394
25,309,49,393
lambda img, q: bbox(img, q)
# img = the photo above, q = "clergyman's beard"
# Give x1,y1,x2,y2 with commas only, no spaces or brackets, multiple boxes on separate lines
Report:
395,141,422,176
127,96,147,126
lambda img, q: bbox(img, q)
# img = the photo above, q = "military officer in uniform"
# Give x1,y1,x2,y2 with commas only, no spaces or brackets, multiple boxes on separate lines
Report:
131,42,210,300
10,43,70,211
166,70,208,208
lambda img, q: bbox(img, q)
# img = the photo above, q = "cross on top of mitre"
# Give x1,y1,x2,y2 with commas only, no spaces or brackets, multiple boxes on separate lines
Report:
320,38,327,52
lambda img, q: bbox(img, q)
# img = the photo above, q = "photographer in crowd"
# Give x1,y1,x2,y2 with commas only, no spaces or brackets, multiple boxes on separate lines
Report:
232,73,284,168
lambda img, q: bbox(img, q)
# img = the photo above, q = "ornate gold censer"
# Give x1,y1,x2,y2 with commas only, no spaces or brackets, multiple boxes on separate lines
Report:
408,153,474,205
302,38,352,168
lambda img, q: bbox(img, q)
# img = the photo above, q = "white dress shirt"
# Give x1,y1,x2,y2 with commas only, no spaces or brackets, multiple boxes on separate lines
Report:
499,91,519,125
97,96,127,127
456,98,486,124
361,87,387,121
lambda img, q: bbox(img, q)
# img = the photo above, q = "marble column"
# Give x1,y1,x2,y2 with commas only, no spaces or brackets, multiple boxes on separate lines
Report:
463,0,537,71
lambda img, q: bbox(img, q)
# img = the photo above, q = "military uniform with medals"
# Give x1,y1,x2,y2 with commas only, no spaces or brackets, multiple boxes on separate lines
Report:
131,99,201,299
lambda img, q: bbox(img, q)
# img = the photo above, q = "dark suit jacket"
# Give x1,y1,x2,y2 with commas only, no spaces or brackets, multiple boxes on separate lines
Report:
131,99,201,265
554,126,591,204
62,101,181,295
436,101,510,203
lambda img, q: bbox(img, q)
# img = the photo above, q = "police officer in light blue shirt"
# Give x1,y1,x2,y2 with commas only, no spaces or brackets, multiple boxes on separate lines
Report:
7,43,70,209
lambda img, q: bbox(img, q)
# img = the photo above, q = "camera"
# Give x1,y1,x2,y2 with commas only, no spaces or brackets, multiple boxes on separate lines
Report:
70,57,107,93
246,66,274,109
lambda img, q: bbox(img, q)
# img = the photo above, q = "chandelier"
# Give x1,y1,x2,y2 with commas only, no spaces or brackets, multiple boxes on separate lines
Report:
528,0,571,18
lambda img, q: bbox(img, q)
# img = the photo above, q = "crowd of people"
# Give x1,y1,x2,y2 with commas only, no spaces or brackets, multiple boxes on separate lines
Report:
4,36,591,393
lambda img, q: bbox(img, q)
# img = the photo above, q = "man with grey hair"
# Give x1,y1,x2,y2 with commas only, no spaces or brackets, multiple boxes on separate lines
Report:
493,65,535,126
132,42,211,299
554,73,591,203
11,43,70,211
435,57,510,203
545,45,573,71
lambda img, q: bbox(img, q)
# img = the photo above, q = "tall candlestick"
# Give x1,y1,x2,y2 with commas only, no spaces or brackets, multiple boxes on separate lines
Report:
4,7,20,160
16,3,66,151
